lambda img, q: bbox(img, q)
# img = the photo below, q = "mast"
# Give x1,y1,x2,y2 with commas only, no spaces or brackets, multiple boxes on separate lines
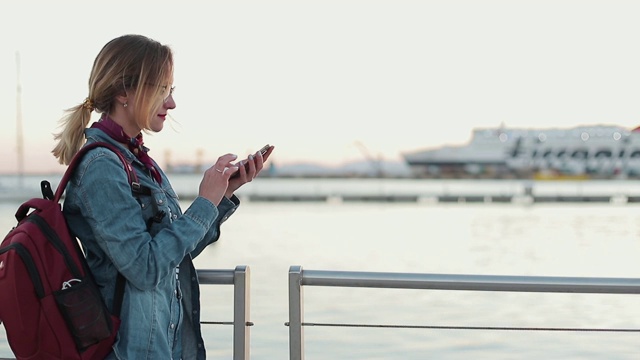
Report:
15,51,24,188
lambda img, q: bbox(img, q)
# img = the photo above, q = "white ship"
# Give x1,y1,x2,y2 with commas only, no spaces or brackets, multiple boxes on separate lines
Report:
402,124,640,179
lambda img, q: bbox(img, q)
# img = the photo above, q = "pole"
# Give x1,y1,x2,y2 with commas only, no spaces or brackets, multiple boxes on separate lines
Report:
16,51,24,188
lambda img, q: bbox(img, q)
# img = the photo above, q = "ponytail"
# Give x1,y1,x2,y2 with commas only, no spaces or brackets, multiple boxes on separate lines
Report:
51,103,93,165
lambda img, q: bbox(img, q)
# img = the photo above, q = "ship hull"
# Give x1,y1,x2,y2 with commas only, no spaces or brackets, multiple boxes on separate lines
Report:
403,125,640,179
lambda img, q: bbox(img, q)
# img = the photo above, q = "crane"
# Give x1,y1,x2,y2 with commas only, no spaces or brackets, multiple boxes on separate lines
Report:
353,141,384,177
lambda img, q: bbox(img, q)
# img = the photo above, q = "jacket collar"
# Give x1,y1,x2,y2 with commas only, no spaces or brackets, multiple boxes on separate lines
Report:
84,127,141,166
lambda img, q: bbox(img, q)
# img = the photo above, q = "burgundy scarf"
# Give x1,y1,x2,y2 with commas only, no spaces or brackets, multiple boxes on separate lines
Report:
91,115,162,184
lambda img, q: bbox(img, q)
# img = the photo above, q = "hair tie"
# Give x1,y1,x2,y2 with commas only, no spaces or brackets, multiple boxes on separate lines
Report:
82,97,95,112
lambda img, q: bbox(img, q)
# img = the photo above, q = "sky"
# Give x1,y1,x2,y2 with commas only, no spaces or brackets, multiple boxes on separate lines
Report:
2,0,640,174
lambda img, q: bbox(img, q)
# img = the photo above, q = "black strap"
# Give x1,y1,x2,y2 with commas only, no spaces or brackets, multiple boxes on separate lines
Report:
112,273,126,317
41,181,54,201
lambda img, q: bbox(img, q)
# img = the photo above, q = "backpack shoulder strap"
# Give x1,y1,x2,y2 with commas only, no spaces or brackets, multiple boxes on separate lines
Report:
51,141,139,202
52,141,133,317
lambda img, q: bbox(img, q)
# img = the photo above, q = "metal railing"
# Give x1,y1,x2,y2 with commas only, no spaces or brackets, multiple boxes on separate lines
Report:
287,265,640,360
197,266,252,360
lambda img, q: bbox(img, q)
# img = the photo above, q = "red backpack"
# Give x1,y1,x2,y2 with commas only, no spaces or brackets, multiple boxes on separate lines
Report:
0,142,136,360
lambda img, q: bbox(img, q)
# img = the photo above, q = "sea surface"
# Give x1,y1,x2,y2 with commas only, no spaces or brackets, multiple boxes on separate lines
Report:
1,176,640,359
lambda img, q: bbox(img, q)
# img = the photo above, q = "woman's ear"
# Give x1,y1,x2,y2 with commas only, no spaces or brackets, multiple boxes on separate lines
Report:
115,93,129,107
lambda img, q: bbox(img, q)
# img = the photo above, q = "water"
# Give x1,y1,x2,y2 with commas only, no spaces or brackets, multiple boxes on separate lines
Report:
1,177,640,359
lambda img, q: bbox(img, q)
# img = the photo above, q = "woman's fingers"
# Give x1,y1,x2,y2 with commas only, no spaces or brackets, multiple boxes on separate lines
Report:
198,154,239,204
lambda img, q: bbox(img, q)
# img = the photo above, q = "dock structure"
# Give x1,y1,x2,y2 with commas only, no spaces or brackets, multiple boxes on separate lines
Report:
3,177,640,204
227,178,639,204
238,193,626,203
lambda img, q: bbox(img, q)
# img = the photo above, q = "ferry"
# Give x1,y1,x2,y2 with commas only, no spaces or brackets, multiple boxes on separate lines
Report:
402,124,640,179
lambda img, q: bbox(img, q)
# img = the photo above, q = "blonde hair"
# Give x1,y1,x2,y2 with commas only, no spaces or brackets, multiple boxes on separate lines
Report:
52,34,174,165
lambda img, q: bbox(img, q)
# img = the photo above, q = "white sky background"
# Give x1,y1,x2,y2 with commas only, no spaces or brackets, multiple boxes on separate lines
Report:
2,0,640,173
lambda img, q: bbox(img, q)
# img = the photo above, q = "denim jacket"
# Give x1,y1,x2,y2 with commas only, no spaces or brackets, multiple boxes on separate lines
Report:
63,128,239,360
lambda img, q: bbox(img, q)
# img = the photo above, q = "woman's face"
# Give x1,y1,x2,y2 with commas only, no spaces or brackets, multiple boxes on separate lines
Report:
149,85,176,132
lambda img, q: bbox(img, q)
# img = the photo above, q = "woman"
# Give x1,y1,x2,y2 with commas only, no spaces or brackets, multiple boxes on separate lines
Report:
52,34,273,359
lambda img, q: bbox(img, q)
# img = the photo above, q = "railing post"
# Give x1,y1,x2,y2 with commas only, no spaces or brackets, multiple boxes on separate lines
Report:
233,265,250,360
288,265,304,360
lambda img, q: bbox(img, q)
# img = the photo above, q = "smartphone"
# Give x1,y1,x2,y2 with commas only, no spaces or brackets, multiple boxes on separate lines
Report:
230,144,271,178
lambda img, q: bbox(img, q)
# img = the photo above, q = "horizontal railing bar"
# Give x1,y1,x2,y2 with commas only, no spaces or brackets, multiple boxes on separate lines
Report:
299,270,640,294
197,269,235,285
297,322,640,332
202,321,255,326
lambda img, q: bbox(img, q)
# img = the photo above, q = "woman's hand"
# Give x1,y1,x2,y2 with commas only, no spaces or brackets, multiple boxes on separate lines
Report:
198,153,239,205
226,145,275,198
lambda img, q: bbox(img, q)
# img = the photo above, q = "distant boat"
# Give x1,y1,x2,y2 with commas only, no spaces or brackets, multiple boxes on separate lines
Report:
402,124,640,179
